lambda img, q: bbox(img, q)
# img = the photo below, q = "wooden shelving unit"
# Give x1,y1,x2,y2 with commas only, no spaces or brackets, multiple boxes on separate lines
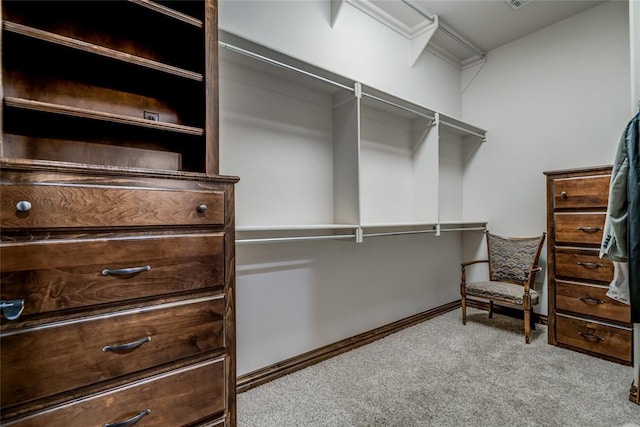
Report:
1,1,238,425
1,0,216,174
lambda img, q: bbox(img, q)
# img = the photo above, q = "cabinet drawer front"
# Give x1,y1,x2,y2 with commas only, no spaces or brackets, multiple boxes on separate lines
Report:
555,249,613,282
554,213,605,245
553,175,610,209
4,358,226,427
1,234,224,317
556,314,631,362
1,297,224,407
555,280,630,323
0,183,224,229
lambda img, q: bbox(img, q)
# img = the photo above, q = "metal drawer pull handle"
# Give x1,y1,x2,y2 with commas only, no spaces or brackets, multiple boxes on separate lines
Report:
560,191,568,199
103,336,151,353
577,261,602,269
578,332,604,342
578,296,604,305
0,299,25,320
197,204,208,213
104,409,151,427
577,227,602,233
15,200,32,212
102,265,150,276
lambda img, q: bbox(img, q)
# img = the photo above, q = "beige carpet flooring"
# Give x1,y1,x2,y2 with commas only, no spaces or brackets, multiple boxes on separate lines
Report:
238,307,640,426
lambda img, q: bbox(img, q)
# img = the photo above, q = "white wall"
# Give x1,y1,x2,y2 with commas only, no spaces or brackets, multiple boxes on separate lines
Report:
219,0,468,376
461,1,631,315
220,0,632,376
219,0,462,116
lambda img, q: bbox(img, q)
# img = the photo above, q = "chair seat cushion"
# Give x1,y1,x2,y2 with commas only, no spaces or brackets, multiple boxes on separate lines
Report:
465,281,539,306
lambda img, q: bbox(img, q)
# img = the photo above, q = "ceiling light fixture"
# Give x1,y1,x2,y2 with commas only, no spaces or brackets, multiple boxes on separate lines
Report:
506,0,534,10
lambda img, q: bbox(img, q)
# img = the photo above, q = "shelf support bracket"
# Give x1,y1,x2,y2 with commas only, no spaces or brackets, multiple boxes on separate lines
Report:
331,0,346,28
410,15,438,67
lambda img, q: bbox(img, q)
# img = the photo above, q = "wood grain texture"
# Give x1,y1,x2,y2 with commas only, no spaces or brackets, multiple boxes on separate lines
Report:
556,280,630,323
1,0,212,175
1,233,224,319
0,183,224,229
3,358,225,427
544,166,631,365
1,0,235,423
1,297,224,408
205,0,219,175
555,248,614,283
553,213,605,245
556,314,632,363
553,175,611,210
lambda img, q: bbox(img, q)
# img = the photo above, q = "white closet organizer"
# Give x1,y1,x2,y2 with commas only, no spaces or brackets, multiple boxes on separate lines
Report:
218,32,487,244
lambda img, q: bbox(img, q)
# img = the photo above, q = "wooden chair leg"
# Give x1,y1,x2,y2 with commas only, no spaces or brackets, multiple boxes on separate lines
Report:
530,308,536,330
461,295,467,325
524,309,531,344
488,300,493,319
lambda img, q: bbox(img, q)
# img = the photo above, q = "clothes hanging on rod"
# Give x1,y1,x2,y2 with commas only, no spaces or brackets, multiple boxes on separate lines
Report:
600,111,640,321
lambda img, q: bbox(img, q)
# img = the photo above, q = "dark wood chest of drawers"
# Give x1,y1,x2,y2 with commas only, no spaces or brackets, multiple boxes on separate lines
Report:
0,162,238,426
545,166,632,364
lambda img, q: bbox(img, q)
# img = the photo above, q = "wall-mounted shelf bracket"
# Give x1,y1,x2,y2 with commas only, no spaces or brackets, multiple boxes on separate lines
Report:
331,0,346,28
410,15,438,67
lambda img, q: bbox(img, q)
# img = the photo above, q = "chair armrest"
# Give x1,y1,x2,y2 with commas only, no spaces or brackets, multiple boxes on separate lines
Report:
460,260,489,286
523,266,543,291
461,259,489,268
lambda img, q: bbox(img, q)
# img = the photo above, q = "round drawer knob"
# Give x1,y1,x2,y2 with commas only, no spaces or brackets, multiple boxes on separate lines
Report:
16,201,32,212
197,204,208,213
560,191,567,199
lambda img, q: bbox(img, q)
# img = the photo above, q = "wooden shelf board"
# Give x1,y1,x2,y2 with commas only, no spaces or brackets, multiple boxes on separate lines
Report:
5,97,204,136
4,21,203,82
128,0,203,28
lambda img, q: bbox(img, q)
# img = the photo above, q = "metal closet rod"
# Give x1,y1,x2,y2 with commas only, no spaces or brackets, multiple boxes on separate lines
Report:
235,226,486,243
440,226,486,233
440,119,486,139
362,92,435,121
400,0,486,60
218,41,354,92
363,229,437,238
236,233,356,244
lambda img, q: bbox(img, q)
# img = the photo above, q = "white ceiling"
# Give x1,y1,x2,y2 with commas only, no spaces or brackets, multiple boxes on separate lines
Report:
363,0,608,65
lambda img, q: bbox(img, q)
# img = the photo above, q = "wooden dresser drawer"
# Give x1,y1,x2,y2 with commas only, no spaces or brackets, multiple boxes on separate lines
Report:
553,175,610,210
0,183,224,229
556,314,632,362
3,358,226,427
1,296,224,407
554,213,605,245
556,280,630,323
555,248,613,282
1,233,224,318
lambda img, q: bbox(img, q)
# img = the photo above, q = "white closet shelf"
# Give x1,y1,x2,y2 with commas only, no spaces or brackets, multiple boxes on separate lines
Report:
236,224,359,232
236,224,359,244
438,220,488,233
361,221,437,229
220,31,489,245
439,113,486,140
234,222,486,244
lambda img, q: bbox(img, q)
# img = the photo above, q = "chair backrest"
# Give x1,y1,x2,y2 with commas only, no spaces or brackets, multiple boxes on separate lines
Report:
486,232,546,284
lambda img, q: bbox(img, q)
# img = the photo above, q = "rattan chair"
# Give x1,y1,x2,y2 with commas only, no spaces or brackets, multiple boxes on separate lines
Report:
460,231,546,343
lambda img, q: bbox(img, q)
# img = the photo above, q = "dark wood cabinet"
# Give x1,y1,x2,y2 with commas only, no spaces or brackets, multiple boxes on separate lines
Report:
545,166,632,365
1,1,238,425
